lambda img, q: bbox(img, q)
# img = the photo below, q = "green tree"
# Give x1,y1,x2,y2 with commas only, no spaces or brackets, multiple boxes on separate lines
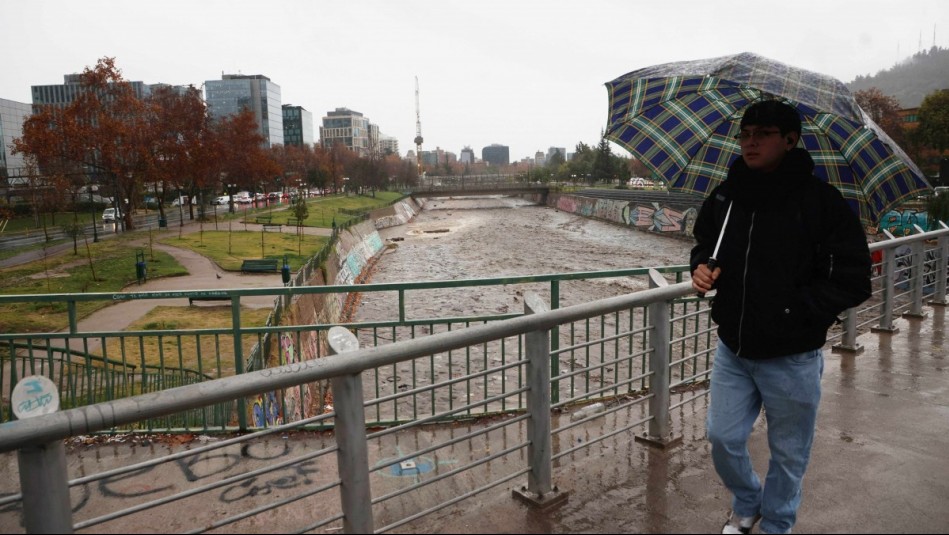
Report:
915,89,949,153
592,133,616,182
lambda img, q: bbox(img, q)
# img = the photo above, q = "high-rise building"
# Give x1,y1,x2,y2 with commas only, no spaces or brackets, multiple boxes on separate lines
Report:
380,135,400,156
547,146,566,163
205,74,284,147
31,74,150,112
481,144,510,166
282,105,314,147
319,108,370,156
0,98,32,185
460,146,475,164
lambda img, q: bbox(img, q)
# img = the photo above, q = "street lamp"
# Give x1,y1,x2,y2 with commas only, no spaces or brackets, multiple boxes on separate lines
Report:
87,183,99,243
227,183,237,213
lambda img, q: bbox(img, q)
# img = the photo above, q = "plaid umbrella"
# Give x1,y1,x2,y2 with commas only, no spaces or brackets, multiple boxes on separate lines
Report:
604,52,930,229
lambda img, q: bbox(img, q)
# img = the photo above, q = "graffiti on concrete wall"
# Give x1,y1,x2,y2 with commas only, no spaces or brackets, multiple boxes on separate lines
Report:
251,391,281,427
551,193,700,237
878,209,931,236
622,202,698,234
280,333,312,421
891,244,945,291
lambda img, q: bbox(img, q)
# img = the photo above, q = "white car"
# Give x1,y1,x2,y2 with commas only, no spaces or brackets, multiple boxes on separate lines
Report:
101,207,122,222
212,195,231,205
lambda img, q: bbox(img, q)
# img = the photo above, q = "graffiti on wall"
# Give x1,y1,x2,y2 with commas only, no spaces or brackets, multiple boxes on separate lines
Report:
280,333,312,421
251,391,281,427
892,244,945,292
878,209,931,237
622,202,698,234
551,193,700,237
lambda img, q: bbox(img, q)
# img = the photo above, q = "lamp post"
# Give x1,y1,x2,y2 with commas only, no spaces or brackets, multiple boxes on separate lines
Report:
177,186,185,227
227,183,236,214
88,183,99,243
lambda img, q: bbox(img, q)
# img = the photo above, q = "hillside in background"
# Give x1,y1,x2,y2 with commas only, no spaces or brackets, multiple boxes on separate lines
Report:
847,46,949,108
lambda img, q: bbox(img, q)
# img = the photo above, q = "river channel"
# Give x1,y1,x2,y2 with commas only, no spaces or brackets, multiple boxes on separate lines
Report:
355,195,694,322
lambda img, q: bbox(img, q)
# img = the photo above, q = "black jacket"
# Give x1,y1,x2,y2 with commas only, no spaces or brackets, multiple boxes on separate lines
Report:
690,148,872,359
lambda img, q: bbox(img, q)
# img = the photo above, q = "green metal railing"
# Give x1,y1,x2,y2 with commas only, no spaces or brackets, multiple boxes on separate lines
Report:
0,266,692,431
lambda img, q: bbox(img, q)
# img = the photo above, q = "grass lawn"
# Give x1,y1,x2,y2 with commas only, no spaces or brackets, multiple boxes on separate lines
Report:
160,229,329,271
262,191,404,228
2,211,99,233
0,235,188,333
104,305,272,378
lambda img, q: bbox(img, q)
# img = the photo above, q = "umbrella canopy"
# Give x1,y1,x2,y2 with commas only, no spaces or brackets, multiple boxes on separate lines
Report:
604,52,929,228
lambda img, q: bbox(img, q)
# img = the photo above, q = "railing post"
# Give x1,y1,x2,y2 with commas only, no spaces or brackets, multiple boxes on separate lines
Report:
13,376,73,533
231,296,248,431
903,226,928,319
327,326,373,534
549,279,560,404
832,307,863,354
513,293,567,508
636,269,682,448
872,237,900,334
929,223,948,307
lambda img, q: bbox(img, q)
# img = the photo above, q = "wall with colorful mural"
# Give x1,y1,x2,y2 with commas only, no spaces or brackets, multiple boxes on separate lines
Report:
877,208,933,236
260,217,403,425
538,192,703,239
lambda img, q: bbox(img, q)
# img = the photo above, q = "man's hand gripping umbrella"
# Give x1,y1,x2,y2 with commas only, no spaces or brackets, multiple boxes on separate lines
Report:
693,201,732,298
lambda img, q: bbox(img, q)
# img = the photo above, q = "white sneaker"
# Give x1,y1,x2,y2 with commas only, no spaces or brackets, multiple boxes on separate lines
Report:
721,512,761,534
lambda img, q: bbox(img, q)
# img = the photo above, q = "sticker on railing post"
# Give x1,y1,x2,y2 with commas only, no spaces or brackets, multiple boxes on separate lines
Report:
11,375,60,419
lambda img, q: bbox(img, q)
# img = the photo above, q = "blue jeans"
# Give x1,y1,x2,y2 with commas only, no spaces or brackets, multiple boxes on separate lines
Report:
707,340,824,534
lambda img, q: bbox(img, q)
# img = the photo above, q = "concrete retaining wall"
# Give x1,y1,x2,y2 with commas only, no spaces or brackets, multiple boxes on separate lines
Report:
525,191,703,239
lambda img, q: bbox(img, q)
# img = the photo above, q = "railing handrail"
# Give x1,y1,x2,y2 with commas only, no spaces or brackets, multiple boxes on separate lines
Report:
0,279,693,453
0,265,691,306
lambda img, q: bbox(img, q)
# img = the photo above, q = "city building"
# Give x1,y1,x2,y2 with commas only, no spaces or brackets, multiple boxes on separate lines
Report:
282,105,314,147
380,135,400,156
534,151,545,166
547,146,566,163
0,97,32,185
31,74,150,112
460,146,475,164
205,74,284,147
320,107,370,156
481,144,510,166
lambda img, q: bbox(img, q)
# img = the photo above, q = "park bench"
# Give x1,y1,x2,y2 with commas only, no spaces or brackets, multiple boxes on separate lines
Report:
188,295,232,306
287,218,301,227
240,259,279,273
262,223,282,232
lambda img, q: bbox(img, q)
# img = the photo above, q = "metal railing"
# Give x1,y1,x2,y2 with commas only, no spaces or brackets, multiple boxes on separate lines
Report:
0,224,946,533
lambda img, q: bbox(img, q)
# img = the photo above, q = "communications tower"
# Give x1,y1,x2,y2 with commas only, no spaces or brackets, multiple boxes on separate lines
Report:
414,76,424,177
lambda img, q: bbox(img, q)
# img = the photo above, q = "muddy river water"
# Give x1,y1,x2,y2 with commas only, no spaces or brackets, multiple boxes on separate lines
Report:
355,196,695,322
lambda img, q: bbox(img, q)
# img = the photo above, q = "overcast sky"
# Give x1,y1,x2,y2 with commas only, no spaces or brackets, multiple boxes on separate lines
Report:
3,0,947,162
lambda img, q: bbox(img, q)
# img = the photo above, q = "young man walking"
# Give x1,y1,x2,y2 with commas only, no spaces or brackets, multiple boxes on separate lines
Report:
690,100,871,534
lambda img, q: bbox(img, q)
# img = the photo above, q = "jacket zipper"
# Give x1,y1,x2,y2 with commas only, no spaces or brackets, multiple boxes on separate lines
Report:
828,253,834,279
737,212,755,357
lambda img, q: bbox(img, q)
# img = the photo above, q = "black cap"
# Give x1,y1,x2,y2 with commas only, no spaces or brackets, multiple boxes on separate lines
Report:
739,100,802,135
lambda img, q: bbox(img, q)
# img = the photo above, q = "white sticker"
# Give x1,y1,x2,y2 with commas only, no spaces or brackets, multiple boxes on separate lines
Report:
11,375,60,419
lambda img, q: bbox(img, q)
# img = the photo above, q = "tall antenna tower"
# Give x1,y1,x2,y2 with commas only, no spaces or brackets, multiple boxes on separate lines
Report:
414,76,424,177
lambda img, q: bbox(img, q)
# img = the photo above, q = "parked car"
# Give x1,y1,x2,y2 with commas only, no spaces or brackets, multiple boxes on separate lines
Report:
212,195,231,205
171,195,190,206
101,207,122,223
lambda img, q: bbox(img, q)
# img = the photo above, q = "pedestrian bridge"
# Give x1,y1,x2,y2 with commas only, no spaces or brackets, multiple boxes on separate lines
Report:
0,225,947,533
408,174,549,198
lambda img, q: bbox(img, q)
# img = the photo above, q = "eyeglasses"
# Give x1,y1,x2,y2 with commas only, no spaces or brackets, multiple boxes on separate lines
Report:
734,129,782,142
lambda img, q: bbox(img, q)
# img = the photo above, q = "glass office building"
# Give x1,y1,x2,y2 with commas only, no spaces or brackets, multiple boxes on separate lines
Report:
205,74,284,147
282,105,314,147
482,144,510,166
0,98,32,184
